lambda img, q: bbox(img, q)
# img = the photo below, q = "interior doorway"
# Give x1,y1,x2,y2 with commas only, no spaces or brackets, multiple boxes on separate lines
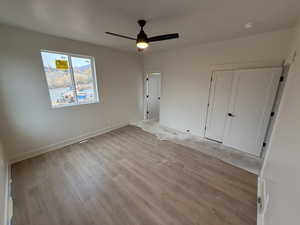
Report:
145,72,161,121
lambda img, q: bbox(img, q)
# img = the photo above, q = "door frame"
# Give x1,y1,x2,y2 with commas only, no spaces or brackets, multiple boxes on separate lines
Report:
144,72,162,121
260,63,289,158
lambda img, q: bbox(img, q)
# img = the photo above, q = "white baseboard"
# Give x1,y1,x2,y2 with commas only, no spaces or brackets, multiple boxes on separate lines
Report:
158,122,204,138
9,122,129,164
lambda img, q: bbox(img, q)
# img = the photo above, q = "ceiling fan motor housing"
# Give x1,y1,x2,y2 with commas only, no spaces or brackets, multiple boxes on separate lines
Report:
137,30,148,43
137,20,148,43
138,20,146,28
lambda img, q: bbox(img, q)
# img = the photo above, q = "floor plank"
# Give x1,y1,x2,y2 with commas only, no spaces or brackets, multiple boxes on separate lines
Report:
12,125,257,225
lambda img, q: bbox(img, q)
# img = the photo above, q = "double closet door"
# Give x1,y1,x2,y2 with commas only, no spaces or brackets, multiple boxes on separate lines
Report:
205,68,281,156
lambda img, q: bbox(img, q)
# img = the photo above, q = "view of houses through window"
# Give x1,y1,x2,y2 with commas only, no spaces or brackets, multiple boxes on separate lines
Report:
40,50,99,108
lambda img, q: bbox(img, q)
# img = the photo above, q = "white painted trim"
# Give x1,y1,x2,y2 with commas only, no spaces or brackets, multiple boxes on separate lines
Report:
257,54,297,225
257,177,263,225
260,61,297,177
257,176,269,225
210,60,282,72
4,163,11,225
144,73,149,120
9,122,129,164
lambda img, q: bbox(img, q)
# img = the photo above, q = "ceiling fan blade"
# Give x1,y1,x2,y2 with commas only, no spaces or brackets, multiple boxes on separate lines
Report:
148,33,179,42
105,32,136,40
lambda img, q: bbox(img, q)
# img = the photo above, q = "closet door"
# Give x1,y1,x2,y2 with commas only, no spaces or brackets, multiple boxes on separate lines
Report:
223,68,281,156
205,71,234,142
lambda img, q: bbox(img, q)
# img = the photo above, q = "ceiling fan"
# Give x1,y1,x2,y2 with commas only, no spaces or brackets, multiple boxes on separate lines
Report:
105,20,179,51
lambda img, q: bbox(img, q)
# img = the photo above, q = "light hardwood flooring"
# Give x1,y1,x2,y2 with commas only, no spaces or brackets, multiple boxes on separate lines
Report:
12,125,257,225
133,120,262,174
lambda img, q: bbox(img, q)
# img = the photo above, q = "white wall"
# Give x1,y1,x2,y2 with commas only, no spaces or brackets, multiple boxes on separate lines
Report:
0,24,143,161
143,29,294,136
260,22,300,225
0,140,8,225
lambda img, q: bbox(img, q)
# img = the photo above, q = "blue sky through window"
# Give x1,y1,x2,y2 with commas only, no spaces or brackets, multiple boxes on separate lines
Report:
41,52,68,69
71,57,91,69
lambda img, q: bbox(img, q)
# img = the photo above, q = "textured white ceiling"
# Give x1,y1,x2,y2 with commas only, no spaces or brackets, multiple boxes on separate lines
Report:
0,0,299,52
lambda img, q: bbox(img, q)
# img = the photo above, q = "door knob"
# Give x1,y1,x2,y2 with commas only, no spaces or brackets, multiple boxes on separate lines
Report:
228,113,235,117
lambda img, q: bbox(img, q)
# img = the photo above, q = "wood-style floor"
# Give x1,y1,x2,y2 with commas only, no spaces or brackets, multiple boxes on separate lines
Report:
12,125,257,225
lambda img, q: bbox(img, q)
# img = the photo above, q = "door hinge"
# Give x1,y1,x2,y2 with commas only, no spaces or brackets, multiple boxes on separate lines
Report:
263,142,267,147
210,76,213,82
257,197,262,210
270,112,275,117
147,111,149,114
204,126,207,131
280,76,284,82
146,95,149,98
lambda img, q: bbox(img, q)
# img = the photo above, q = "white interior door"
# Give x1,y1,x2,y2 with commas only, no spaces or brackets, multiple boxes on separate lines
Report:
205,71,234,142
223,68,281,156
147,73,161,121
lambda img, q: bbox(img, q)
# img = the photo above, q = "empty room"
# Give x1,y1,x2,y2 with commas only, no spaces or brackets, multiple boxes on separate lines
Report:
0,0,300,225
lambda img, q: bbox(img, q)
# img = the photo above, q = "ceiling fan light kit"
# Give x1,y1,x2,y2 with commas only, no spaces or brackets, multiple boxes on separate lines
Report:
136,41,149,49
106,20,179,51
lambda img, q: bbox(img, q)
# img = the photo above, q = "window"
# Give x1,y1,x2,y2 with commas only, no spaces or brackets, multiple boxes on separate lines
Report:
40,50,99,108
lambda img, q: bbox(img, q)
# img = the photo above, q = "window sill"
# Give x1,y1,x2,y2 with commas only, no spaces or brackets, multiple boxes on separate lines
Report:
51,100,100,109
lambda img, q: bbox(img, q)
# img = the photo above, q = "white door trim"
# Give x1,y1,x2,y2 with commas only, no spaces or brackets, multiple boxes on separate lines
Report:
210,60,282,72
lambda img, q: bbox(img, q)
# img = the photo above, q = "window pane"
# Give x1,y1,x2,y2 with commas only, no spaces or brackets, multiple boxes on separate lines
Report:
71,56,97,103
41,51,76,107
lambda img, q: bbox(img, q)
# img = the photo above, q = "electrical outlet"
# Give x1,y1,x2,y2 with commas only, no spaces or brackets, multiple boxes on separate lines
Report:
79,139,89,144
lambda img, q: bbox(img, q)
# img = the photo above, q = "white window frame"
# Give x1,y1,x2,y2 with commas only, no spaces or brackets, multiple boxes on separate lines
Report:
40,49,100,108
